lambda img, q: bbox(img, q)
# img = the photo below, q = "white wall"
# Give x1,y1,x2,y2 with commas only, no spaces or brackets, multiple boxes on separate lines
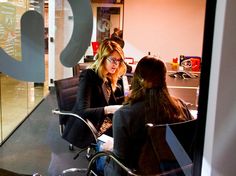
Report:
50,0,206,81
202,0,236,175
48,0,73,84
123,0,206,62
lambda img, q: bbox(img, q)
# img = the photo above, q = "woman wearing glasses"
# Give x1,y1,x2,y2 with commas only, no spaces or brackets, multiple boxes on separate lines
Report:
62,39,127,148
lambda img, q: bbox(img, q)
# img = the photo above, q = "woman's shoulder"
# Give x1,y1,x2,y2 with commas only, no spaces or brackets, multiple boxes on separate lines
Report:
174,97,194,120
80,68,98,79
121,101,144,112
114,101,145,122
113,101,146,136
81,68,95,75
171,96,187,106
80,69,104,86
78,69,99,83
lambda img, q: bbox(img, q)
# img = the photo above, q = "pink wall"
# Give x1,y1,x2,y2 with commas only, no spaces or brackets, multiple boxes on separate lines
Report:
123,0,206,62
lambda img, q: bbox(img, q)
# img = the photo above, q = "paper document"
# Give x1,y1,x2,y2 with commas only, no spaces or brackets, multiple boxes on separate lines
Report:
98,134,114,151
98,134,113,143
122,75,130,96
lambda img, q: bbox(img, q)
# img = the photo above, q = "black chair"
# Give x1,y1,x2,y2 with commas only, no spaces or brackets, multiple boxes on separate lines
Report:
53,76,80,150
87,119,197,176
72,63,92,77
52,76,102,175
53,76,98,155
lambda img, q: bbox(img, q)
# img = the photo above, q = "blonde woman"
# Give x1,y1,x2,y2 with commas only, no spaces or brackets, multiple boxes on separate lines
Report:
62,39,127,147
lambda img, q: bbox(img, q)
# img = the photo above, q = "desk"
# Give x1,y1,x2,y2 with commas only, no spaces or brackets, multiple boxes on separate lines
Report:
126,62,200,109
77,62,200,109
166,62,200,108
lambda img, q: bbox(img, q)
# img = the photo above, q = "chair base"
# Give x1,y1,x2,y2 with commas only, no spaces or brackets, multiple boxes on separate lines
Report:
69,144,74,151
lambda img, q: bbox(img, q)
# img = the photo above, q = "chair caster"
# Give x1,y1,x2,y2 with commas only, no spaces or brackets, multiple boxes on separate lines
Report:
86,147,96,160
86,153,92,160
69,144,74,151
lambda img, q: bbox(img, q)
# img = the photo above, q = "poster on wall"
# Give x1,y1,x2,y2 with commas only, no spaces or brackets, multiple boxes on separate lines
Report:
96,7,120,42
0,1,28,61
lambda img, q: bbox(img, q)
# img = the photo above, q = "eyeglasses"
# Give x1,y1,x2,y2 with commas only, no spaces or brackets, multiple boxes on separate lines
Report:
107,56,123,65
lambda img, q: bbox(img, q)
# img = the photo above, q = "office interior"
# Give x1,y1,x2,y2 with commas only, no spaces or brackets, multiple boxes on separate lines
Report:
0,0,236,175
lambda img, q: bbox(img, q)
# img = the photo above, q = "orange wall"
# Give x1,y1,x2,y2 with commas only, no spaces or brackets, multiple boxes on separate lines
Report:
123,0,206,62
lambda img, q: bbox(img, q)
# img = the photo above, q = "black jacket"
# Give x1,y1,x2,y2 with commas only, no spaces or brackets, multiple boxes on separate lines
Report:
104,99,193,176
62,69,124,148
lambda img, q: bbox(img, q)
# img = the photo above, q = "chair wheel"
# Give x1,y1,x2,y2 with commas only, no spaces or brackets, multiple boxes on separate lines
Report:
86,147,96,160
69,144,74,151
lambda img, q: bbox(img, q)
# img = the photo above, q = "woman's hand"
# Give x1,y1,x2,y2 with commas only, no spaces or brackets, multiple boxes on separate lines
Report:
104,105,122,114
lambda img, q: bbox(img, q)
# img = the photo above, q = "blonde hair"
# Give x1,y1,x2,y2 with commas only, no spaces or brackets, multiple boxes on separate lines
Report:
90,39,127,91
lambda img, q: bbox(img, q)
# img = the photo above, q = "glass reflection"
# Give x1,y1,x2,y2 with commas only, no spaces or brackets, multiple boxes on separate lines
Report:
0,0,48,145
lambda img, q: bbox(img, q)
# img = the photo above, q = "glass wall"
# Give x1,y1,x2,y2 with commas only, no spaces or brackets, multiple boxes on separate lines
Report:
53,0,204,174
0,75,48,144
52,0,124,81
0,0,48,145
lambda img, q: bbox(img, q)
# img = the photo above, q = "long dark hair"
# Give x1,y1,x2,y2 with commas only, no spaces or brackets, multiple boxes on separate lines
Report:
126,56,188,124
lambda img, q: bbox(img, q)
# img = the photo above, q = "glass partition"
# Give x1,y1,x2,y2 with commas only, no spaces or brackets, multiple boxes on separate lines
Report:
53,0,124,79
0,0,48,145
0,74,48,145
54,1,204,174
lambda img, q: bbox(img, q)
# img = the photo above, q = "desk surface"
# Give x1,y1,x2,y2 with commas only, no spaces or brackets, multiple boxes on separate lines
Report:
127,62,200,108
127,62,200,88
166,62,200,88
166,62,200,107
78,61,200,108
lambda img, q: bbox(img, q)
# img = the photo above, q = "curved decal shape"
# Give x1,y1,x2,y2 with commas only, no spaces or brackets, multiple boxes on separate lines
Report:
60,0,93,67
0,10,45,82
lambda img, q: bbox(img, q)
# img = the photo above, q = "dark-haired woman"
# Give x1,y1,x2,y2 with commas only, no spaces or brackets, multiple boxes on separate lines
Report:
104,56,193,176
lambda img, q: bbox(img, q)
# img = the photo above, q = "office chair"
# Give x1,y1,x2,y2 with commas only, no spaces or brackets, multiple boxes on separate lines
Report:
87,119,197,176
73,63,93,77
53,76,80,150
53,76,93,151
52,76,100,170
52,109,99,175
72,64,81,77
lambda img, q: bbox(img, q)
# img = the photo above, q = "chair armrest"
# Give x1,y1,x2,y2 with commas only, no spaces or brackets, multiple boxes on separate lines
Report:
52,109,98,142
87,150,193,176
87,151,139,176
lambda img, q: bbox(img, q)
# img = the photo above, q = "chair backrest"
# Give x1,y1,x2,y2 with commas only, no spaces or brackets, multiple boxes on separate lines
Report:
138,119,197,175
53,76,100,148
72,64,81,77
87,120,197,176
73,63,92,77
54,76,80,125
167,119,197,159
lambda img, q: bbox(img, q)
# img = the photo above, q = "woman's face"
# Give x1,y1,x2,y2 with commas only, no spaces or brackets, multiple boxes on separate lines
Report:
105,51,122,74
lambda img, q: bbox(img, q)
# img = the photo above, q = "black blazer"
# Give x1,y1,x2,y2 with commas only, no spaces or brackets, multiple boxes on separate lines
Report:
62,69,124,148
